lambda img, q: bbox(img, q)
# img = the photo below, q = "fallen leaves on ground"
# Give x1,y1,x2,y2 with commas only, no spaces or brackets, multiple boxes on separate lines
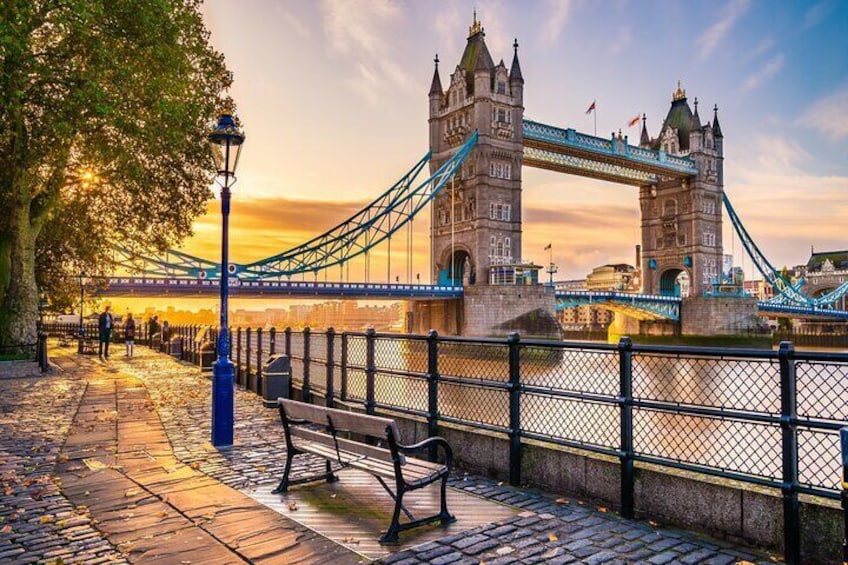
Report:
598,506,607,513
189,461,201,470
555,498,568,505
547,532,558,542
124,489,138,497
287,501,298,511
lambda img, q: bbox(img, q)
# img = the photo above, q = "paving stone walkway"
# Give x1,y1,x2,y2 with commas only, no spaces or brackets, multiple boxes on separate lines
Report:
1,343,784,564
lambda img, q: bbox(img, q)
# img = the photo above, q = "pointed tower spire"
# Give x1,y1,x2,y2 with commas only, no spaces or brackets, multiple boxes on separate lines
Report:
691,97,701,129
640,114,650,146
712,104,723,138
509,38,523,83
429,54,443,96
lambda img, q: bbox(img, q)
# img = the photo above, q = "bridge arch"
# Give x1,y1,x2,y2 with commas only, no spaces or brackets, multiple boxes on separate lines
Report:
659,268,690,297
438,245,475,286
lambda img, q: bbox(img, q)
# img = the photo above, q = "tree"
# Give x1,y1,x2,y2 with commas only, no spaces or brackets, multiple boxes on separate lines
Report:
0,0,231,347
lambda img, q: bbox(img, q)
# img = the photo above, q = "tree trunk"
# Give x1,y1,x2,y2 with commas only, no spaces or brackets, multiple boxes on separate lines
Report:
0,198,39,350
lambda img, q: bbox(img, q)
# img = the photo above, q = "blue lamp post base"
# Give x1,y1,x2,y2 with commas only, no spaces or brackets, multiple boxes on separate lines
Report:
211,356,235,446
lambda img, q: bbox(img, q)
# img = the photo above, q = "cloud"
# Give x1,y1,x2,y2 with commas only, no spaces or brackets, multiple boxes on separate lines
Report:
696,0,751,59
609,27,632,56
742,54,784,92
318,0,415,105
802,1,831,30
727,134,848,269
540,0,574,46
798,86,848,140
276,7,310,38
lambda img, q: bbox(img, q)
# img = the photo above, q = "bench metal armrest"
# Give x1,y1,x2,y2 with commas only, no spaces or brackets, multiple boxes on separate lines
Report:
398,436,453,468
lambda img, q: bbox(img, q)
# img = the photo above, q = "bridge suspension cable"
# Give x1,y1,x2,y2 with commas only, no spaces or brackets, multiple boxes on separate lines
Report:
723,192,848,308
115,132,478,282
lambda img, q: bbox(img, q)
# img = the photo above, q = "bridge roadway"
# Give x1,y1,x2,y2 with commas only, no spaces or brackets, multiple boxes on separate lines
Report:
96,277,464,300
97,277,848,320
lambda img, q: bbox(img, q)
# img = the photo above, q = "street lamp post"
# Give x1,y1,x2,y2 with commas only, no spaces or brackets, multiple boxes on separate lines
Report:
208,112,245,447
77,272,86,354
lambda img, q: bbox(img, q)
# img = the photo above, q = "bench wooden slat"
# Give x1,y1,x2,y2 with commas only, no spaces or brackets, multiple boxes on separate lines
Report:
292,426,405,465
280,398,400,440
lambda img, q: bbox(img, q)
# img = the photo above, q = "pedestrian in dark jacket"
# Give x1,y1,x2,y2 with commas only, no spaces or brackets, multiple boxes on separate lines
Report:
124,313,136,357
98,306,114,359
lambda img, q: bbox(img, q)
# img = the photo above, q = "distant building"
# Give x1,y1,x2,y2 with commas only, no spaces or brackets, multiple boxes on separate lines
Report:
585,264,640,292
799,250,848,310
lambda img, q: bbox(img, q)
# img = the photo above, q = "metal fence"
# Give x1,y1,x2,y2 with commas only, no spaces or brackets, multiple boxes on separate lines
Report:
165,324,848,563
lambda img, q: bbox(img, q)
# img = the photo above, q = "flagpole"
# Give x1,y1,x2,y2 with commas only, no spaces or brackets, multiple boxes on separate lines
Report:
594,106,597,136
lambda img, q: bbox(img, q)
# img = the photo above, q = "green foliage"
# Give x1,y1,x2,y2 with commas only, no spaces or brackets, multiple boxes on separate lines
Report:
0,0,232,339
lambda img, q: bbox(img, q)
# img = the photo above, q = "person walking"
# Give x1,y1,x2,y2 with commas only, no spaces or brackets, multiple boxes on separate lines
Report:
98,305,114,359
124,312,136,357
147,315,159,348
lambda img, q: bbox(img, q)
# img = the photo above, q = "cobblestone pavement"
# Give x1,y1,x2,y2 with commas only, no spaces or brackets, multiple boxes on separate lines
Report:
4,344,784,564
0,355,127,564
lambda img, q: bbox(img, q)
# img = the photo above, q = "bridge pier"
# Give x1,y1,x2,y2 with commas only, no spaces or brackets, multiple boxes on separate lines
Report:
680,295,764,335
408,285,561,339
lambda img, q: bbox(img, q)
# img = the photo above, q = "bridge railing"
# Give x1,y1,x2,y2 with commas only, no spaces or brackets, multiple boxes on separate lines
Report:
166,324,848,563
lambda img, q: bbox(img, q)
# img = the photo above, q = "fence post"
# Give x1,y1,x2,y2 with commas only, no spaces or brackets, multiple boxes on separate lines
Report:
618,336,635,519
326,328,335,408
365,327,376,416
303,327,311,402
427,330,439,462
269,327,276,356
840,426,847,565
284,326,291,356
340,333,349,402
778,341,800,565
256,327,263,394
245,327,252,388
507,332,521,487
235,327,242,385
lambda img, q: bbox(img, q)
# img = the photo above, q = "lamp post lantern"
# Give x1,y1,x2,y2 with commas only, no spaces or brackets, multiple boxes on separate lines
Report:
77,272,86,354
208,111,245,447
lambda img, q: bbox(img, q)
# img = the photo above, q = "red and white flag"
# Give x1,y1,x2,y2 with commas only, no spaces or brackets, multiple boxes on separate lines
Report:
628,114,641,127
585,100,596,114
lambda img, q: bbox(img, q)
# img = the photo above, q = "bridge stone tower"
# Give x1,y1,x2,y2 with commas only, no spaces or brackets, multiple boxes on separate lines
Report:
428,15,524,287
638,84,725,298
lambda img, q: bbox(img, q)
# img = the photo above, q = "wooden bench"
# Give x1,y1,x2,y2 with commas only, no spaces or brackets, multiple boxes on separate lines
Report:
274,398,455,543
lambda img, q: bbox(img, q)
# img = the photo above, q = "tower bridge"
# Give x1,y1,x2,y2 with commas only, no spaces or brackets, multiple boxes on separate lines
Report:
105,15,848,337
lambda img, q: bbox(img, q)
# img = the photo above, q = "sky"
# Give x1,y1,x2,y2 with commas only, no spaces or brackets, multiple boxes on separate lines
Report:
157,0,847,306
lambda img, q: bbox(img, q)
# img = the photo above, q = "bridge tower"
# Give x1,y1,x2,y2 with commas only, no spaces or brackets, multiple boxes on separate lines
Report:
428,14,524,287
638,84,725,298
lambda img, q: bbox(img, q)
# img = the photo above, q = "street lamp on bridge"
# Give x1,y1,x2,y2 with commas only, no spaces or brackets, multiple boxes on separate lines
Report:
208,111,245,447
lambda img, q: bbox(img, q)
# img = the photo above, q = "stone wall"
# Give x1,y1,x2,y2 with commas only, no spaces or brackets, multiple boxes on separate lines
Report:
681,296,763,335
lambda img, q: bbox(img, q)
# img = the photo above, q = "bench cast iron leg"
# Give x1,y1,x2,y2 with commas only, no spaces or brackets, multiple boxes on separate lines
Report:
272,453,295,494
326,460,339,483
439,474,455,523
380,486,405,544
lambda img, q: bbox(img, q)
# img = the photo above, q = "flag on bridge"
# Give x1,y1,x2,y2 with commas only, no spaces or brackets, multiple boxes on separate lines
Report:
585,100,596,114
628,114,641,127
544,243,552,250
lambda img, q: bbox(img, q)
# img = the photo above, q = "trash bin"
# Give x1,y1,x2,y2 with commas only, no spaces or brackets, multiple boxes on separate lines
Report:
169,336,183,360
199,341,216,372
262,354,291,408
